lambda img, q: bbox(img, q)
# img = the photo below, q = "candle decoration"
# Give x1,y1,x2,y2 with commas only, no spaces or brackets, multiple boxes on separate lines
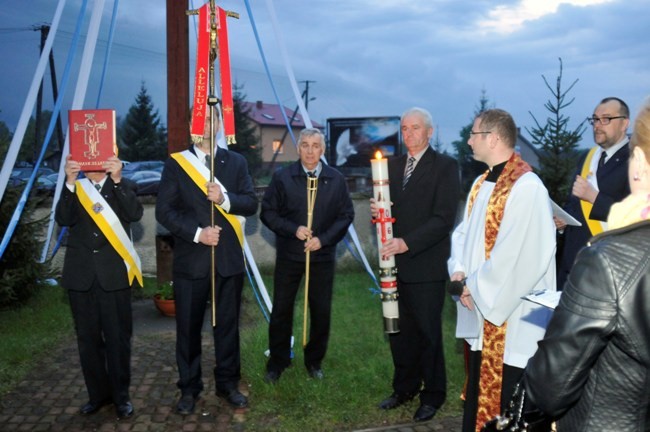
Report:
371,151,399,334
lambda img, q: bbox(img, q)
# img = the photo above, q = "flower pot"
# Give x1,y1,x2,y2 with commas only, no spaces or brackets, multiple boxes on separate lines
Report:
153,294,175,317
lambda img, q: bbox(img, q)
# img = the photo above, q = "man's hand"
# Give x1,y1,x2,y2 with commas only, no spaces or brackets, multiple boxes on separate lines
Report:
206,182,225,205
199,225,221,246
572,175,598,204
553,216,567,231
295,225,313,241
104,156,123,183
370,197,393,219
304,236,322,252
379,237,408,259
459,286,474,311
64,155,81,185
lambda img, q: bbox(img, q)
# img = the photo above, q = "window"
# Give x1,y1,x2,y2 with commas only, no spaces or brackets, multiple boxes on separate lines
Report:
272,139,283,154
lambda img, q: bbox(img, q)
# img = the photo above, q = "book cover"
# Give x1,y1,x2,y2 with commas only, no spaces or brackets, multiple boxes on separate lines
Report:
68,109,117,171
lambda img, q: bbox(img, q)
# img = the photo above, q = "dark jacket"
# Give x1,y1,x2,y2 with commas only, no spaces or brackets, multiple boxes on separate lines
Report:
525,219,650,431
156,146,258,278
388,147,460,283
558,144,630,288
55,177,143,291
260,162,354,262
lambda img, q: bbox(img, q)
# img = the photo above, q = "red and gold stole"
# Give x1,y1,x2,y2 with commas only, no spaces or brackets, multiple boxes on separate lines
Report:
467,152,532,431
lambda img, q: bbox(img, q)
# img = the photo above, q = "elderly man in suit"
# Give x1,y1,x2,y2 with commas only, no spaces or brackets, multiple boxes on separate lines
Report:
56,155,143,419
555,97,631,289
371,107,460,422
156,108,258,415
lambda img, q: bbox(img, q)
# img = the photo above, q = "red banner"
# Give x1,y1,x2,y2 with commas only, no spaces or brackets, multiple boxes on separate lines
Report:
190,3,210,144
217,7,236,144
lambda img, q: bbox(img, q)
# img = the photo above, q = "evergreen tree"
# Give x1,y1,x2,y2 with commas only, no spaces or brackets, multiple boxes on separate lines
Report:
228,83,262,180
452,90,492,194
526,58,586,205
22,110,63,163
0,120,12,162
118,82,167,161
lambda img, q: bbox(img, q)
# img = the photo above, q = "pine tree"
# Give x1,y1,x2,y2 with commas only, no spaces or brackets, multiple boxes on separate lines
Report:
118,82,167,162
526,58,586,205
228,84,262,180
452,90,492,194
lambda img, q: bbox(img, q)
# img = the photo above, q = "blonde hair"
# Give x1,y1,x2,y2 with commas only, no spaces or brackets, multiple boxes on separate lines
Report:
630,99,650,161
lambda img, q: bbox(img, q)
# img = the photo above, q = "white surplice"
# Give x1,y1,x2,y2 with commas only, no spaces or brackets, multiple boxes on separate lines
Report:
448,171,557,368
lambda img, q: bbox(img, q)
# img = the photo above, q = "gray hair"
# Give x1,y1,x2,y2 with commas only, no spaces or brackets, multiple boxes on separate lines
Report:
401,107,433,129
298,128,325,148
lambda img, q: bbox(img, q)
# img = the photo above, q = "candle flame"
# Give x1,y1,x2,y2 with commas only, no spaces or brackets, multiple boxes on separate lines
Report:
374,151,383,160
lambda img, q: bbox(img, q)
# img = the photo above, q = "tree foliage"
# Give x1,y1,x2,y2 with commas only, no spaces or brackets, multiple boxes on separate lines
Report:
0,120,12,162
526,58,586,205
117,82,167,162
0,188,53,309
452,90,492,194
228,83,262,180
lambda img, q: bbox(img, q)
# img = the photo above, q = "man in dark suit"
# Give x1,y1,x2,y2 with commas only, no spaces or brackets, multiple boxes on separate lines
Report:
260,128,354,383
371,107,460,422
556,97,631,289
56,154,143,419
156,108,258,415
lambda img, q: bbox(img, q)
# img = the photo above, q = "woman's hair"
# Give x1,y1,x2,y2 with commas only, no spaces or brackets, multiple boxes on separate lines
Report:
630,98,650,160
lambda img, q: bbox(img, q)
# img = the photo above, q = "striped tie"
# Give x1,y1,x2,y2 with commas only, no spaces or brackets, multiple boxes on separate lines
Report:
94,183,101,191
403,156,416,189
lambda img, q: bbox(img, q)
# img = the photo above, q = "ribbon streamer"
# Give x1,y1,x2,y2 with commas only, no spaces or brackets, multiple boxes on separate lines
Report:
217,7,236,143
190,3,210,144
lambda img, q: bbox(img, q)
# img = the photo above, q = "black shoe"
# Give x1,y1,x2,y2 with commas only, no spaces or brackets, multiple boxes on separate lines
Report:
116,401,134,418
176,394,196,415
413,404,438,422
216,388,248,408
307,366,324,380
79,398,111,415
378,392,416,410
264,370,282,384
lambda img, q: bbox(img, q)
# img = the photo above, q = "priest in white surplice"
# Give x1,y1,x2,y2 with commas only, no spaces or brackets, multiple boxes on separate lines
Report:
447,109,556,432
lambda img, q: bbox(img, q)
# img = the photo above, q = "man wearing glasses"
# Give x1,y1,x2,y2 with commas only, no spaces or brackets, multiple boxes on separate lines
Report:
555,97,631,290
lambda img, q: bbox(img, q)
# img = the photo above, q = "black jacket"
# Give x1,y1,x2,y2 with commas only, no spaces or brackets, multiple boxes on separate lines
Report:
260,162,354,262
55,177,143,291
525,219,650,431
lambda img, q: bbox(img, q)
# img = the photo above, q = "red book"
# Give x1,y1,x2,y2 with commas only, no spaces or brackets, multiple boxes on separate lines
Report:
68,109,117,171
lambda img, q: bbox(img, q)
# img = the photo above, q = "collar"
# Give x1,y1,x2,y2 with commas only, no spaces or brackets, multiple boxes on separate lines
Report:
301,161,322,177
486,160,508,182
599,137,629,161
406,147,428,164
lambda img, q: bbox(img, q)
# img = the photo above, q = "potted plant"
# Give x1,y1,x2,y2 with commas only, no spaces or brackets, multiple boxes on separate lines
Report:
153,281,175,317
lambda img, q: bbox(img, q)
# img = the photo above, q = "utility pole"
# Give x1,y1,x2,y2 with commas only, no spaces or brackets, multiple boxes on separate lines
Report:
299,80,316,110
33,24,65,166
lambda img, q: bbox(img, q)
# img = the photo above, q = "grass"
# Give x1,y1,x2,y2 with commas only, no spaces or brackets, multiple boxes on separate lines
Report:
0,270,465,431
0,284,73,396
239,269,464,431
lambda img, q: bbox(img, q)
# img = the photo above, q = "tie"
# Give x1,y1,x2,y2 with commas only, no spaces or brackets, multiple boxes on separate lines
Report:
597,151,607,170
205,154,212,169
403,156,416,189
94,183,101,191
307,171,316,178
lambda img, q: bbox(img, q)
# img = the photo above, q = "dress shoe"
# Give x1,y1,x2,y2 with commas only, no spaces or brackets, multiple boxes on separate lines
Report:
378,392,416,410
116,401,134,418
176,394,196,415
216,388,248,408
264,369,282,384
413,404,438,422
79,398,111,415
307,366,324,380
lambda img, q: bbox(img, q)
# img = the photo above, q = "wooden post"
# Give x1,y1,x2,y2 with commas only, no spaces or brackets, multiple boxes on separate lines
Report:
166,0,190,155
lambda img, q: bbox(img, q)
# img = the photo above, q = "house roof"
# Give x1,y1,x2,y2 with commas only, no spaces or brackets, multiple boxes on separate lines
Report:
242,101,321,128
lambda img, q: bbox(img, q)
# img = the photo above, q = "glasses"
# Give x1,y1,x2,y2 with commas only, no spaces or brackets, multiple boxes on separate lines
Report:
469,131,491,136
587,116,626,126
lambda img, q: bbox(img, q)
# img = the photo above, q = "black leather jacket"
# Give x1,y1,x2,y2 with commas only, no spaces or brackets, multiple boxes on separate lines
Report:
525,219,650,432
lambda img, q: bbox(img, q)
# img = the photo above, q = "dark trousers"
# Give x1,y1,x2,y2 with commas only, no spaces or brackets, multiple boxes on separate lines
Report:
267,258,335,372
174,272,243,397
389,280,446,407
68,279,132,405
462,349,524,432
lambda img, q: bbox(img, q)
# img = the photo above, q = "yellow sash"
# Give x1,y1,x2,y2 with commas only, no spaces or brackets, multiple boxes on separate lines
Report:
579,147,604,236
171,150,244,247
75,179,143,287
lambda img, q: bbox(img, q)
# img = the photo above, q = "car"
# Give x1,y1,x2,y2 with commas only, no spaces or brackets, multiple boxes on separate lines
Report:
122,160,164,179
129,170,161,195
35,176,56,196
11,166,55,181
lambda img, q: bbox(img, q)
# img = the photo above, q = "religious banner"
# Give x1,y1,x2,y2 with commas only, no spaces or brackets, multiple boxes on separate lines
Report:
68,109,116,171
190,3,210,144
217,6,236,144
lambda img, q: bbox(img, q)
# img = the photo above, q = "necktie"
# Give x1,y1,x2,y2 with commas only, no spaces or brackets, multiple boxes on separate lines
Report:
205,154,212,169
307,171,316,178
94,183,101,191
403,156,416,189
597,151,607,170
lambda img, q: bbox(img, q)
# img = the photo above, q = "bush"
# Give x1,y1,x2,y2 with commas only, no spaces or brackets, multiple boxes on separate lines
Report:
0,187,53,308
